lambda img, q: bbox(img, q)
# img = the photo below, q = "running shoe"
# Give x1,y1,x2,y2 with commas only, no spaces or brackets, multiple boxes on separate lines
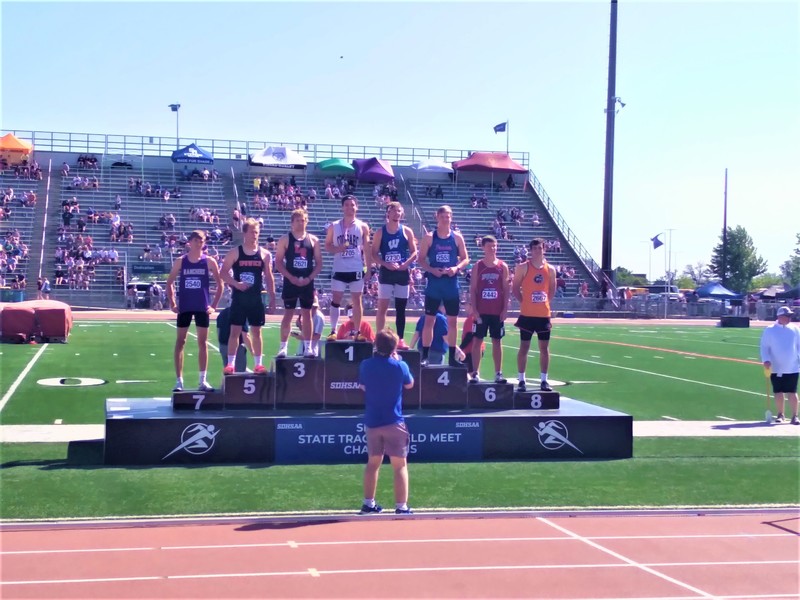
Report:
198,381,214,392
791,416,800,426
540,380,553,392
275,348,287,358
360,503,383,515
355,333,367,342
326,331,337,342
254,365,267,375
775,413,785,423
223,365,234,375
420,359,429,368
494,374,508,384
468,372,480,384
517,380,527,392
395,507,414,515
397,339,410,350
172,384,183,393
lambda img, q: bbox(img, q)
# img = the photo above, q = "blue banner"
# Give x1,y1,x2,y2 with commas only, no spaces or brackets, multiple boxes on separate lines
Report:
274,416,483,464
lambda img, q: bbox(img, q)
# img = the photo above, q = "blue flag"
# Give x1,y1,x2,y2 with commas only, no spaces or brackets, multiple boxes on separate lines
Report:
493,122,507,133
651,234,664,249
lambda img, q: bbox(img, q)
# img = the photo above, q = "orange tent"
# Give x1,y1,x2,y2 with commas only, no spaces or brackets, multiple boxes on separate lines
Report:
0,133,34,165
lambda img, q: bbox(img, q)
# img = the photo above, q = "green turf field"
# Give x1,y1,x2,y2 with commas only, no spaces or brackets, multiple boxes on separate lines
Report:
0,320,798,520
0,321,781,424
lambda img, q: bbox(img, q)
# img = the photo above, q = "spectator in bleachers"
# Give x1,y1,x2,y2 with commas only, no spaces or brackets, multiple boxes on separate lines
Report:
435,184,444,199
506,174,516,190
61,162,70,176
532,211,540,226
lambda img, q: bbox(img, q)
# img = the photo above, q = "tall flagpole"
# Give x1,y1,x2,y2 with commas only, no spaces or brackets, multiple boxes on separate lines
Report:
722,168,728,288
600,0,619,284
506,120,510,154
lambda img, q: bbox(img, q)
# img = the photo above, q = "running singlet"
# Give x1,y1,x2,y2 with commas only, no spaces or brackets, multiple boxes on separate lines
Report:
232,245,265,302
519,261,552,318
425,231,460,298
331,219,366,272
285,232,314,278
474,260,506,316
178,255,210,313
378,225,410,283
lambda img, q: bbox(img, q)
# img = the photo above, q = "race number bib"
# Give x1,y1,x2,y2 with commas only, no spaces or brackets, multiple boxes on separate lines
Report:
531,291,547,303
435,252,451,265
481,289,498,300
384,252,401,263
293,257,308,270
185,278,201,289
341,248,355,259
240,272,255,286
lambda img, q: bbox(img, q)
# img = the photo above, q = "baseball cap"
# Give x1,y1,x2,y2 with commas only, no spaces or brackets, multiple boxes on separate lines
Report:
776,306,794,318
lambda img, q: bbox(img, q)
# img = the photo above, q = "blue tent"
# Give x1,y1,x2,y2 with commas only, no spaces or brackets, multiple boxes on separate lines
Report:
171,143,214,165
695,281,741,299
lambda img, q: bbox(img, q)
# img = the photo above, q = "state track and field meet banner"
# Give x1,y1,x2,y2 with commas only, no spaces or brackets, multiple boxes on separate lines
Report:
274,417,483,464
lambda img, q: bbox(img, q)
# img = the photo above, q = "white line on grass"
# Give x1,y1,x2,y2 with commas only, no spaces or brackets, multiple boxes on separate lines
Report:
0,343,49,414
716,416,736,421
165,323,252,372
661,416,680,421
502,345,763,397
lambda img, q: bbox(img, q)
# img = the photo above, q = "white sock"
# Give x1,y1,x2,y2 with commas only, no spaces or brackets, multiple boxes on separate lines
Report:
541,372,548,382
330,305,340,332
304,340,311,352
396,502,408,511
279,341,288,352
312,340,319,354
176,377,183,386
517,372,525,382
227,355,236,366
363,498,375,508
199,370,207,383
255,355,263,367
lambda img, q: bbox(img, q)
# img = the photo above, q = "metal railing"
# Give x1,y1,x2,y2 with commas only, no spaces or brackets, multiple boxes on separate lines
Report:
3,129,529,168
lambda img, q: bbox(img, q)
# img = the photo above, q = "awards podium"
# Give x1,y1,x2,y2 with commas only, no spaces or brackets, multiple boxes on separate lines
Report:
105,341,632,465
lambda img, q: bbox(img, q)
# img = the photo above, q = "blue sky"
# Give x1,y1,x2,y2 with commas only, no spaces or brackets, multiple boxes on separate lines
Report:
2,0,797,280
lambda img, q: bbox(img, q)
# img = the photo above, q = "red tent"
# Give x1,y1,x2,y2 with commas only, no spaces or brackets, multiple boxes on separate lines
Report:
452,152,527,173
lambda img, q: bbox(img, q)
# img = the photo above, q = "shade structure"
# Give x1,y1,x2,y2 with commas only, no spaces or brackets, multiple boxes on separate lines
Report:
317,157,355,173
452,152,527,173
695,281,741,299
411,158,454,173
249,146,308,169
352,157,395,182
171,143,214,165
0,133,34,165
775,283,800,300
758,284,786,299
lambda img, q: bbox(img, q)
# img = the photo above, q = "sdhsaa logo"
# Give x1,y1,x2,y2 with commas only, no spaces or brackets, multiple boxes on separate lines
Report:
330,381,360,390
163,423,219,460
535,420,583,454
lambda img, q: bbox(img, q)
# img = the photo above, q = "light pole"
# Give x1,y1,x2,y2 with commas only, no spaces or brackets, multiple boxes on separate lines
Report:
168,103,181,149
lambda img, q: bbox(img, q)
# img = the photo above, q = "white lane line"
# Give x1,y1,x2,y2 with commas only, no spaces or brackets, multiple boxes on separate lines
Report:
166,323,252,373
503,345,762,397
7,532,790,556
8,560,796,586
716,416,736,421
0,343,49,414
538,517,716,599
662,416,680,421
53,419,62,425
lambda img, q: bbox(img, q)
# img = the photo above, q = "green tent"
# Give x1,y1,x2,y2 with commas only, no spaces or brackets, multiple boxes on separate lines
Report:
317,158,355,173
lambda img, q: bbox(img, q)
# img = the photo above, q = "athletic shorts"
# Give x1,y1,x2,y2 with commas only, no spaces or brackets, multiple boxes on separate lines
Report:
378,283,409,300
424,295,460,317
474,314,505,340
771,372,799,394
379,269,410,286
331,271,364,294
282,281,315,310
230,298,265,327
515,315,551,341
366,421,410,458
177,311,209,328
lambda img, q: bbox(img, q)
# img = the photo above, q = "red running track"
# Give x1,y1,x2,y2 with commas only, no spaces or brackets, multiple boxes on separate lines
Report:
1,511,798,599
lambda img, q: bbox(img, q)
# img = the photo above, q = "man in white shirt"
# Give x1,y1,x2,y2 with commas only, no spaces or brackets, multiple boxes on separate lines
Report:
760,306,800,424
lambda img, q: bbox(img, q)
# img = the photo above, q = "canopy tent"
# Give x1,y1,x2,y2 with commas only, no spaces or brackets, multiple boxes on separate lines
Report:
352,157,395,182
410,158,454,173
171,143,214,165
0,133,34,165
249,146,308,169
452,152,527,173
317,157,355,173
776,283,800,300
695,281,741,299
757,284,787,299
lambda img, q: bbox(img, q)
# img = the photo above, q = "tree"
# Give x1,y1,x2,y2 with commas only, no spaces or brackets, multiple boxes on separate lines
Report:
682,261,713,286
709,225,767,293
779,233,800,286
613,266,647,286
751,273,784,289
674,275,695,289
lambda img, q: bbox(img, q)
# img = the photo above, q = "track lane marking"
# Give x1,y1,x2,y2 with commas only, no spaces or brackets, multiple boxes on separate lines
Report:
538,516,716,598
0,343,49,414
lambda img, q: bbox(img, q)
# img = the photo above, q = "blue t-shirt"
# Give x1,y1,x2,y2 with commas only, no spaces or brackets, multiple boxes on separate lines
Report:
415,313,448,353
358,356,412,428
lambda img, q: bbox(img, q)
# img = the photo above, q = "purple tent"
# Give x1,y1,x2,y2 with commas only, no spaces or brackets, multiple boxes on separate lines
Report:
352,157,395,183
